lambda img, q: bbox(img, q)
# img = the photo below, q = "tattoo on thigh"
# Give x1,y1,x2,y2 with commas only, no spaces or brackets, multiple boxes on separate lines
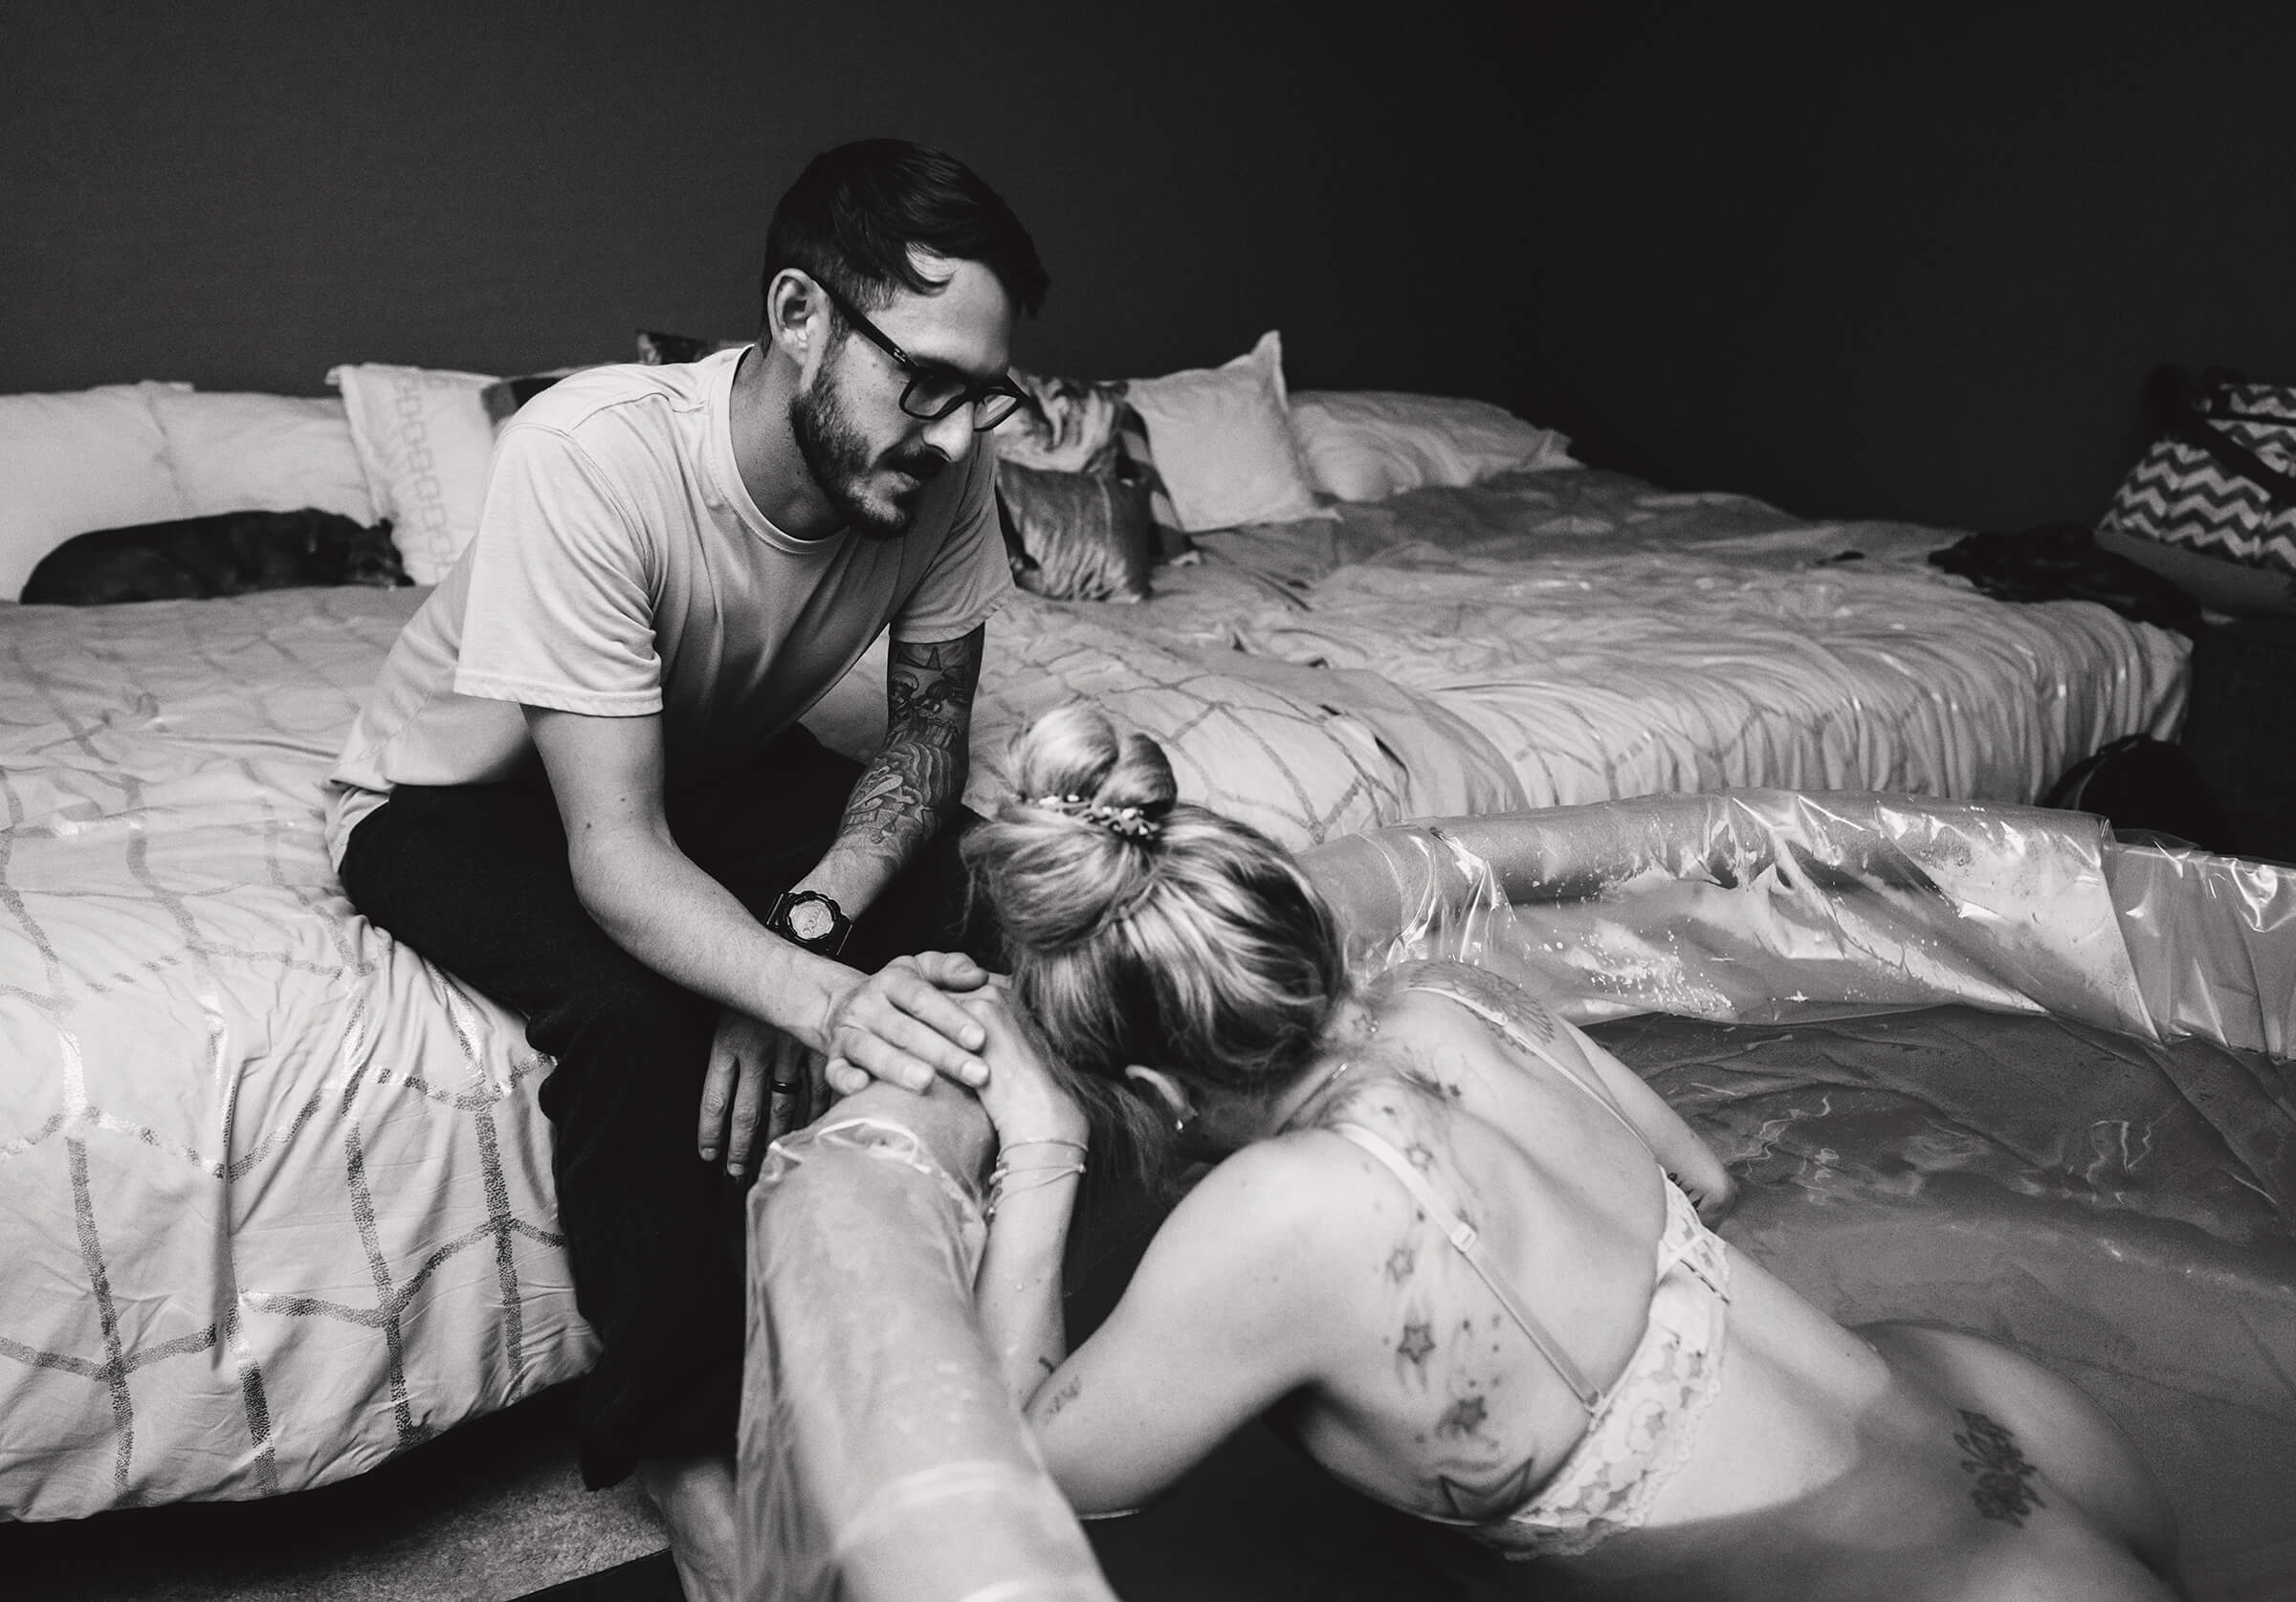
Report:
1954,1409,2045,1526
1042,1375,1083,1418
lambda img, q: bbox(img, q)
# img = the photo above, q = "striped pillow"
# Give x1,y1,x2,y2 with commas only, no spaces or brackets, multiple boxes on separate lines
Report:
1115,402,1189,560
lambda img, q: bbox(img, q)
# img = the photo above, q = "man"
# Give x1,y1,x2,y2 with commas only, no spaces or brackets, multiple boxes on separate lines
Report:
327,140,1049,1599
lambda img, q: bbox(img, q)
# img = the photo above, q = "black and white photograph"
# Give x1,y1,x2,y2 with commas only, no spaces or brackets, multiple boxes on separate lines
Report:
4,4,2292,1599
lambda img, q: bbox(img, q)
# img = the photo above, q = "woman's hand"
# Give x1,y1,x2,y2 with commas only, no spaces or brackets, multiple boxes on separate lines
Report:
1667,1166,1740,1229
960,986,1090,1152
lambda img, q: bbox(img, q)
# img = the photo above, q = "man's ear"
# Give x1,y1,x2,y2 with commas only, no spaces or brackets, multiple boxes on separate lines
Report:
1122,1064,1188,1122
763,269,828,372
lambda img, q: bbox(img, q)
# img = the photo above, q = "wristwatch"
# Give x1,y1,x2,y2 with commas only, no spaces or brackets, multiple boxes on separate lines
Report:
766,889,851,957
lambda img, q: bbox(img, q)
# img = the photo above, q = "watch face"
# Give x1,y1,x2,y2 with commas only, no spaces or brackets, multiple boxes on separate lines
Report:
787,898,836,942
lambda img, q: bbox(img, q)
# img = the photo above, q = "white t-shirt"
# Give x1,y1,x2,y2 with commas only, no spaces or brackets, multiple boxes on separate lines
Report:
326,346,1011,866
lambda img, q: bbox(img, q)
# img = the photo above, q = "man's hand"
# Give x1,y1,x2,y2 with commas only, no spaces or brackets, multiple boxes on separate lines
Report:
819,951,995,1098
700,1005,828,1176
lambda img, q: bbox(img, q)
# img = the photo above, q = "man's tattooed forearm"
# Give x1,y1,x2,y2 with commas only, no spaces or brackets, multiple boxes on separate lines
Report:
840,626,982,856
1954,1409,2044,1526
839,732,961,855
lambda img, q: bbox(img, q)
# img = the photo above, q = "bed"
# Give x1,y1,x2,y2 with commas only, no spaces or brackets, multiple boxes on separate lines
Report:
0,400,2192,1522
817,464,2190,842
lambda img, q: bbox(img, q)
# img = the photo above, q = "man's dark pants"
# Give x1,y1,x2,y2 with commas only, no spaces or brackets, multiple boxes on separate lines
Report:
339,725,989,1488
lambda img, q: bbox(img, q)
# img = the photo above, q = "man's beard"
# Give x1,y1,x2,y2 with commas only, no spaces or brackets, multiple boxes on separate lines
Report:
789,362,946,540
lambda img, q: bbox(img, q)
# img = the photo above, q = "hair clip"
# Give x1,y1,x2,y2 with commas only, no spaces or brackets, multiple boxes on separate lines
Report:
1029,794,1162,842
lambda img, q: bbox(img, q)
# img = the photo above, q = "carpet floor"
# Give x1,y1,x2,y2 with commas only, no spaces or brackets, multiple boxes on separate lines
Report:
2,1390,1522,1602
4,1384,668,1602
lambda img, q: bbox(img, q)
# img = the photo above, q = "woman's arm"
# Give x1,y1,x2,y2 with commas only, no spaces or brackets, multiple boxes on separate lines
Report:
962,993,1093,1407
965,999,1352,1513
1020,1140,1351,1513
1556,1020,1737,1223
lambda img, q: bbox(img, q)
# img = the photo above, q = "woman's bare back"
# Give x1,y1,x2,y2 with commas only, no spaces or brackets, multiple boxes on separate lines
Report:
1269,964,2179,1600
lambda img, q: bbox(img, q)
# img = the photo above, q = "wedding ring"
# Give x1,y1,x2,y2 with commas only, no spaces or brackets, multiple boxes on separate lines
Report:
769,1080,801,1096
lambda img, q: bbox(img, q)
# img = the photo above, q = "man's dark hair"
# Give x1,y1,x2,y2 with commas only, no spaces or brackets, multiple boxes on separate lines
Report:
762,140,1049,324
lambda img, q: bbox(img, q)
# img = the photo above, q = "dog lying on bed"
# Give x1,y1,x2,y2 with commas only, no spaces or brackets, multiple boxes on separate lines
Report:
21,508,408,604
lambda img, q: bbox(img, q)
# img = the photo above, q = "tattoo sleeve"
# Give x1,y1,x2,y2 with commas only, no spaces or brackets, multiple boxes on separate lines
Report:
835,625,984,876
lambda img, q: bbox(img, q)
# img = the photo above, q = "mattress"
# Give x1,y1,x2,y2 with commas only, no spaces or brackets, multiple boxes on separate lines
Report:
0,467,2191,1517
1144,468,2193,811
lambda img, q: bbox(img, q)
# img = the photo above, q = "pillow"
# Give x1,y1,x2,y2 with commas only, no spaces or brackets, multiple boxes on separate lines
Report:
1124,331,1331,532
0,381,191,602
989,373,1187,560
150,390,375,524
991,369,1128,473
329,362,500,585
1114,404,1189,561
2094,521,2296,618
995,458,1156,603
1287,390,1578,501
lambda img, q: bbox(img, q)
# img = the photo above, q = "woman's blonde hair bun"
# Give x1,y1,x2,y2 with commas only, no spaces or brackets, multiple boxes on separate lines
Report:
962,704,1346,1187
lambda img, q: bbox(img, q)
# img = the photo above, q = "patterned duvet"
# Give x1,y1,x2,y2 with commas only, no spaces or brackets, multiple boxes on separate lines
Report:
0,469,2186,1517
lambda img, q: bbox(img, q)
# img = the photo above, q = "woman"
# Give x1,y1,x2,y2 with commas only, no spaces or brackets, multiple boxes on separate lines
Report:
956,706,2182,1601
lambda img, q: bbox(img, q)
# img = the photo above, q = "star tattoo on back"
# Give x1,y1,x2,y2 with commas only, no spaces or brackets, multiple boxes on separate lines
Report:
1397,1320,1437,1369
1436,1394,1489,1439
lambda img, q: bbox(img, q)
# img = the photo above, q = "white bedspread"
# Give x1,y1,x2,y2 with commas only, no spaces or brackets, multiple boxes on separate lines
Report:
0,591,586,1520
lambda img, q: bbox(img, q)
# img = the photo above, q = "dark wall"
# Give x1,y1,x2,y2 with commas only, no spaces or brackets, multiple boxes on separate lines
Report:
1507,2,2296,530
0,2,1536,406
6,2,2294,533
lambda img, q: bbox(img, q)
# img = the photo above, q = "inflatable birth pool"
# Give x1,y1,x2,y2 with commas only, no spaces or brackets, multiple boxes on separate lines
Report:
737,792,2296,1602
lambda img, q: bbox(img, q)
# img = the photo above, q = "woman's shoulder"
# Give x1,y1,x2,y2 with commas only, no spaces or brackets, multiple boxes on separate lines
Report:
1186,1128,1382,1227
1368,960,1569,1054
1159,1126,1410,1279
1374,957,1545,1012
1130,1133,1402,1361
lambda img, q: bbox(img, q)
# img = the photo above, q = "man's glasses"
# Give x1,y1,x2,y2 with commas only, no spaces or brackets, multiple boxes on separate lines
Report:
812,277,1026,431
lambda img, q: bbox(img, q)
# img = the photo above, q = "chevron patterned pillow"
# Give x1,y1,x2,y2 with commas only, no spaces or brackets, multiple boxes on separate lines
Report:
2100,378,2296,581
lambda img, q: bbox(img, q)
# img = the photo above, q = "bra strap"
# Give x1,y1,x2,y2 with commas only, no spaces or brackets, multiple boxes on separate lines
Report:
1406,980,1659,1164
1330,1122,1603,1415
